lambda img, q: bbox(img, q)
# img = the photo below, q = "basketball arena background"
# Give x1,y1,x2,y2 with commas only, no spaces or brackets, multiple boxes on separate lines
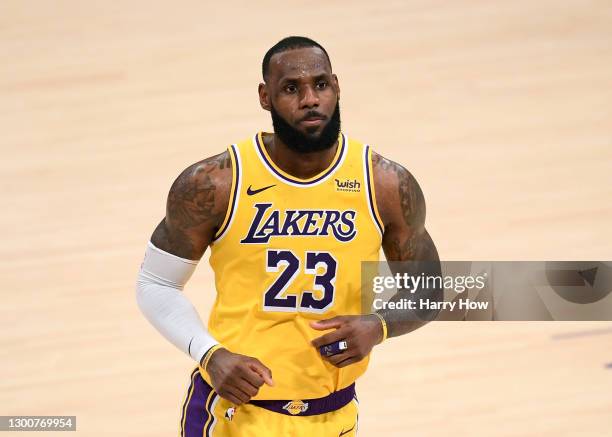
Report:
1,1,611,435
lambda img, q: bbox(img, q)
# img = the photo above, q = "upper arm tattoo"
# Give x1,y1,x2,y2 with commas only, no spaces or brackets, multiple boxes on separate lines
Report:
151,151,231,259
372,152,441,332
372,152,436,262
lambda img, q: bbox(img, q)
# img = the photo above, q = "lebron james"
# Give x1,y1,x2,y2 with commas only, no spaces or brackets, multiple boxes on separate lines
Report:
136,36,440,436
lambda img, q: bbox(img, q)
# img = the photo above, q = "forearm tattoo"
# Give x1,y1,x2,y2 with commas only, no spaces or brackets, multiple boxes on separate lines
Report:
372,152,442,336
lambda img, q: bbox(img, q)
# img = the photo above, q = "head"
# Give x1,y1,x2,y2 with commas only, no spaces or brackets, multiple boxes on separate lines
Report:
259,36,341,154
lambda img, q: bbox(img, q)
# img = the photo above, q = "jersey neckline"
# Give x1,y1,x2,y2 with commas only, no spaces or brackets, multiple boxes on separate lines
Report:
253,131,347,187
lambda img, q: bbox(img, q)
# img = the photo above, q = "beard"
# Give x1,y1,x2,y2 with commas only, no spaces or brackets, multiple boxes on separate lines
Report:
270,101,341,154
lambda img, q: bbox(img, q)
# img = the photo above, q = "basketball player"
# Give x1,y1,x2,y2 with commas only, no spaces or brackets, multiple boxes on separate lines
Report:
136,36,440,436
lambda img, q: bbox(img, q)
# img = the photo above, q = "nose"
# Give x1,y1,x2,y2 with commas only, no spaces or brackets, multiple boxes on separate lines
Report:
299,85,319,109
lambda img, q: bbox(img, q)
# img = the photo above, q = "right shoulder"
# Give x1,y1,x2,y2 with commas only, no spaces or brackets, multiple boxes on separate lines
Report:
166,150,232,237
170,150,233,197
150,150,233,259
167,150,233,227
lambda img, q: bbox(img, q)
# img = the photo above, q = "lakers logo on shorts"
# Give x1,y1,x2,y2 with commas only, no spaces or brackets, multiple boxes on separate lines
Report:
282,400,309,415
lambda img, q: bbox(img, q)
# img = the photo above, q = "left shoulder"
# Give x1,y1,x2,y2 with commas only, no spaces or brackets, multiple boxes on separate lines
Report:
370,150,426,230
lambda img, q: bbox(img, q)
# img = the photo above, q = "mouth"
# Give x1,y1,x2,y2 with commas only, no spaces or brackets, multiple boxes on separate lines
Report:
300,116,326,127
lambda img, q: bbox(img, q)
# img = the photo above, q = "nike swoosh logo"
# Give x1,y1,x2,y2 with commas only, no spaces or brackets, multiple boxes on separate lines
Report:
339,424,356,436
247,184,276,195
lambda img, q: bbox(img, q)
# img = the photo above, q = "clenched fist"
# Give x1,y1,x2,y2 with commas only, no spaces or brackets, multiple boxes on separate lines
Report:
310,315,384,368
204,348,274,405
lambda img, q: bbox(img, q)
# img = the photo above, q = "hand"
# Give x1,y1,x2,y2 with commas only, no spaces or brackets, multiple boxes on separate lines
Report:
310,315,384,368
205,348,274,405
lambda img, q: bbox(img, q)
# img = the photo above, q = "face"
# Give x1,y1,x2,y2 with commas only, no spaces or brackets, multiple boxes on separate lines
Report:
259,47,341,153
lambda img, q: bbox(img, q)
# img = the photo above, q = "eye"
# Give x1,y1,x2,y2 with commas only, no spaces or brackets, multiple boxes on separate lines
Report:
316,80,328,90
284,84,297,93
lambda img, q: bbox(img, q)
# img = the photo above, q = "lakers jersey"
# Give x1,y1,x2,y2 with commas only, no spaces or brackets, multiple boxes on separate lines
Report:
199,131,385,400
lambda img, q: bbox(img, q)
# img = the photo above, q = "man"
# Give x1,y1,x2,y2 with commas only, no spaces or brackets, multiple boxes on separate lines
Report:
136,36,440,436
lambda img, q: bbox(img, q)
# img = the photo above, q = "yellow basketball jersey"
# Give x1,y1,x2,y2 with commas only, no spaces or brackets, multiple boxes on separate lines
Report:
199,131,385,400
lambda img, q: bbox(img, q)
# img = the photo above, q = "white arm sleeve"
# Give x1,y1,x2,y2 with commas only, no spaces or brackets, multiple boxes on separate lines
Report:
135,241,219,364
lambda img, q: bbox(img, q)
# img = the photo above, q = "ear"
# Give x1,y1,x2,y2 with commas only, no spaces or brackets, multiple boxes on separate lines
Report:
258,82,271,111
332,74,340,100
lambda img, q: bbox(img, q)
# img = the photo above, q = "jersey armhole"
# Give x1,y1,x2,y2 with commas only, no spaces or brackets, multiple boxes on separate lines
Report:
364,145,385,238
211,144,241,243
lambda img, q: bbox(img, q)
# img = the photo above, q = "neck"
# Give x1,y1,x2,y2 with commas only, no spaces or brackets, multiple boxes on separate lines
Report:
262,132,339,179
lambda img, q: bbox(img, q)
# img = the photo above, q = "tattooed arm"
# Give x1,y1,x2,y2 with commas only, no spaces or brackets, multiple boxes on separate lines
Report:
150,151,232,259
139,151,274,404
310,151,441,367
136,151,231,363
372,151,442,338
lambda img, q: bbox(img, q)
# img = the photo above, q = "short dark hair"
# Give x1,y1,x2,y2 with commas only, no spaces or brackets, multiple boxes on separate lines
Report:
262,36,331,81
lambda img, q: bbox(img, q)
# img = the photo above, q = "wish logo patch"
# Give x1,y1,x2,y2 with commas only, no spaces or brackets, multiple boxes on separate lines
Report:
334,178,361,192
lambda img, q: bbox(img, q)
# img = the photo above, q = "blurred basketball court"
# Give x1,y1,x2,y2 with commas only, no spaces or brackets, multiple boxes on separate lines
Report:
1,1,611,435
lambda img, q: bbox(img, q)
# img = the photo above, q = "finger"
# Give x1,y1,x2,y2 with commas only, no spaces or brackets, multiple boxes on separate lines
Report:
219,390,244,406
240,368,265,388
320,350,351,365
318,339,349,357
311,327,349,348
235,377,259,398
336,356,362,368
226,385,251,404
326,351,354,366
310,317,344,330
248,360,274,387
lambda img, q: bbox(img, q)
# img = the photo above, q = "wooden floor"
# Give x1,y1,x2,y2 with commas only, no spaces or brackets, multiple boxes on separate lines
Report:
1,1,611,435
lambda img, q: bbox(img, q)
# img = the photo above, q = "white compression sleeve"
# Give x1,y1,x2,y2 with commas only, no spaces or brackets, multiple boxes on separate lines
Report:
135,241,219,364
